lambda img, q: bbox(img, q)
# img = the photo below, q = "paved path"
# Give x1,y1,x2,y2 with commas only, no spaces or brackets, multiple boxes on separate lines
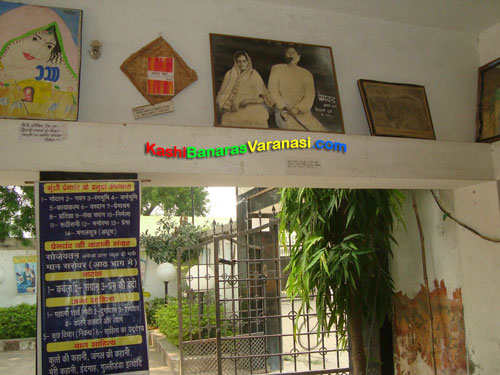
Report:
0,346,172,375
0,348,34,375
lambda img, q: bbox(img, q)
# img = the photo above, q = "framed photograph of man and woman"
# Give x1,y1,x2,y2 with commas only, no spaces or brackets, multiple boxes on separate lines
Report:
210,33,344,133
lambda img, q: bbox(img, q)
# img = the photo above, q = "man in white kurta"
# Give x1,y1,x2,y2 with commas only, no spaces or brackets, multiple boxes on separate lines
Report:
268,47,324,131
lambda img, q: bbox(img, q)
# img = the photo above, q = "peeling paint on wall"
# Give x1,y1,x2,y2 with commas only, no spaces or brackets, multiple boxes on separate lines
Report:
393,280,466,375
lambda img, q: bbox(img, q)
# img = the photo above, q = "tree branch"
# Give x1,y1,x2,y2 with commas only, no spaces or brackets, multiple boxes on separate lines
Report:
430,190,500,243
411,192,438,375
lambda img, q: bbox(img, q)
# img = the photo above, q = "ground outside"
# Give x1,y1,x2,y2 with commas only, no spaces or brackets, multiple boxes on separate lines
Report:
0,345,172,375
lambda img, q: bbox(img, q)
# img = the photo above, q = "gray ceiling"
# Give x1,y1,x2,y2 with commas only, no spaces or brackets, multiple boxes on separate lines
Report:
249,0,500,34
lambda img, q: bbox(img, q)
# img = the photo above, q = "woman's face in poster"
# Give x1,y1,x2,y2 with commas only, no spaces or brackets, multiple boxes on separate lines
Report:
235,54,249,72
3,29,57,67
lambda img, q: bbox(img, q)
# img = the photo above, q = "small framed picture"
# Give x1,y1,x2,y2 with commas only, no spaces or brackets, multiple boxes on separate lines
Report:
358,79,435,140
476,57,500,142
210,33,344,133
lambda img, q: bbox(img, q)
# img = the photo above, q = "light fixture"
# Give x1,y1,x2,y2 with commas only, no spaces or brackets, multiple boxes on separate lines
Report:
88,40,103,60
156,262,176,303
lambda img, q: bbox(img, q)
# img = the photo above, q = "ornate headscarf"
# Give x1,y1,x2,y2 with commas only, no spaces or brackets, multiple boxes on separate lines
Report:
216,51,253,113
0,5,80,79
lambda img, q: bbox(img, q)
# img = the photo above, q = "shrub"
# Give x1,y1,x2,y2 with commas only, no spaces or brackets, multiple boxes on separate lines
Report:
141,212,204,264
146,297,166,329
155,297,231,346
0,303,36,339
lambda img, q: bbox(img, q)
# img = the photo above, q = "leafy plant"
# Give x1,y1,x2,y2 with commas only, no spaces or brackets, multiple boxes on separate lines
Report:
156,296,232,346
279,188,404,375
141,210,204,264
141,187,209,216
0,303,37,339
0,186,35,243
146,297,166,329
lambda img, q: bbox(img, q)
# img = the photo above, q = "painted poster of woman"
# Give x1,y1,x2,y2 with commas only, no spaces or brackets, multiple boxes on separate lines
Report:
13,255,37,294
0,2,82,121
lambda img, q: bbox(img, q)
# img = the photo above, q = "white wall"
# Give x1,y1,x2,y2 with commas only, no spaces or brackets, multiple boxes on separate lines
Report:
460,24,500,375
455,182,500,375
479,21,500,65
10,0,479,142
392,190,461,298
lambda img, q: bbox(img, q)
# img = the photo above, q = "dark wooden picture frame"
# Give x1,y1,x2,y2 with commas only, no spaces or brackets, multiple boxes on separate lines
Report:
476,57,500,142
210,33,344,133
358,79,435,140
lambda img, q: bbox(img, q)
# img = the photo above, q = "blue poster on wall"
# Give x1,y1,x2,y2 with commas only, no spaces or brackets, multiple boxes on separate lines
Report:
14,255,37,294
37,180,149,375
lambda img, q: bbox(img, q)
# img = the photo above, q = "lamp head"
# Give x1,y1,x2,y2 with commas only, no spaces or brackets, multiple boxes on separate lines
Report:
156,262,176,282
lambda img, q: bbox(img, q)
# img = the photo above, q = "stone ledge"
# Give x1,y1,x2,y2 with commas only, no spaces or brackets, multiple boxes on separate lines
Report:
150,330,180,375
0,337,36,352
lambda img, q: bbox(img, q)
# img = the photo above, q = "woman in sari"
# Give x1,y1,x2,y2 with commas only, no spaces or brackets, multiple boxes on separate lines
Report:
216,51,272,128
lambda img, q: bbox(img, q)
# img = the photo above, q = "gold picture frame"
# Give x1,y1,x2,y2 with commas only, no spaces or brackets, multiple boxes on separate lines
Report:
358,79,435,140
476,57,500,142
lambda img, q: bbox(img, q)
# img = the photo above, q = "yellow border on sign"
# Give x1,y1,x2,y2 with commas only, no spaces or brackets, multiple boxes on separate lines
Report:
13,255,37,263
44,238,136,251
45,268,138,281
44,182,135,194
47,335,142,353
45,292,139,308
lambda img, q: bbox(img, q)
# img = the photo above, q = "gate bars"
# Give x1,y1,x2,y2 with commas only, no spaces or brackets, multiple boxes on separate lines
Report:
177,216,350,375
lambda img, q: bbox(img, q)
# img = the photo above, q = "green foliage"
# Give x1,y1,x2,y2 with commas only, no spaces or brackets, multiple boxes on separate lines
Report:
155,297,232,346
279,188,404,344
0,186,209,242
0,186,35,243
0,304,37,339
141,211,204,264
141,187,209,216
146,297,166,329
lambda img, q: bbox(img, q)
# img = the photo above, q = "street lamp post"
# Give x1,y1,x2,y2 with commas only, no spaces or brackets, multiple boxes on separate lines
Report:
156,262,176,304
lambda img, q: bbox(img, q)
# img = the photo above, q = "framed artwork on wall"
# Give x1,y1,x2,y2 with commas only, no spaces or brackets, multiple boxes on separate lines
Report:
476,57,500,142
358,79,435,140
13,255,37,294
210,33,344,133
120,37,198,106
0,2,82,121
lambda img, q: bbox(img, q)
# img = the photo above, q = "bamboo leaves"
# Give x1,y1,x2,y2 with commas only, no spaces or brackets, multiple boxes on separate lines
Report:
279,188,404,350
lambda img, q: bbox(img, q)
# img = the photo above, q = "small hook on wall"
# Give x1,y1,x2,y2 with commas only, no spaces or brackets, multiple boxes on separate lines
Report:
88,40,103,60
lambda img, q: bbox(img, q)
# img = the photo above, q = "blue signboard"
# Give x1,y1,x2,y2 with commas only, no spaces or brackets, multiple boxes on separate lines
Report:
37,181,149,375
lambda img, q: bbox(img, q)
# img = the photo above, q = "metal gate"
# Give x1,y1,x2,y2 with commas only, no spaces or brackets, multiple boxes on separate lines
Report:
177,215,350,375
